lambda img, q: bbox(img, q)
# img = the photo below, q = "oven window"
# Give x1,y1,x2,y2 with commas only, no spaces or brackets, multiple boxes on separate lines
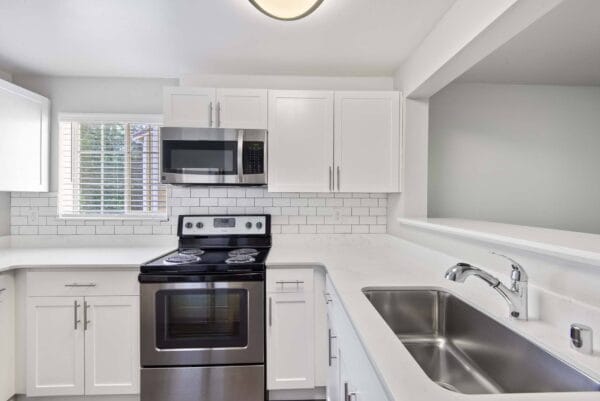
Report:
156,289,248,349
162,140,237,175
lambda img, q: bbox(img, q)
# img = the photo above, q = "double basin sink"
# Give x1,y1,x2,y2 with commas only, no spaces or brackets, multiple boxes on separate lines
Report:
363,288,600,394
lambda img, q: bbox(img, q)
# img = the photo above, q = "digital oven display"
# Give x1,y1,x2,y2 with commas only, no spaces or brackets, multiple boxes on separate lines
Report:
213,218,236,228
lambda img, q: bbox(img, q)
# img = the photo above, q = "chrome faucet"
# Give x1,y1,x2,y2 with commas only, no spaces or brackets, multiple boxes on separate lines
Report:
445,252,528,320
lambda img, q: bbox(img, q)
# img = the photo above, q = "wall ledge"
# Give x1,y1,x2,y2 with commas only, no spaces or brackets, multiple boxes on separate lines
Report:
398,218,600,267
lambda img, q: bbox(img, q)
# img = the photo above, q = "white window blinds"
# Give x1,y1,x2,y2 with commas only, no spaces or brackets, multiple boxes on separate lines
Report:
59,114,167,219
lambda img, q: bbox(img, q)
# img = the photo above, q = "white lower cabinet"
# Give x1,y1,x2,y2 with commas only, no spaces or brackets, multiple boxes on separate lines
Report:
26,297,85,396
25,270,139,397
267,268,315,390
84,296,139,395
0,273,15,401
326,275,391,401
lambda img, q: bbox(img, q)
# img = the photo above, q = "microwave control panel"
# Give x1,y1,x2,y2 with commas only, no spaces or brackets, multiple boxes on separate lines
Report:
243,141,265,175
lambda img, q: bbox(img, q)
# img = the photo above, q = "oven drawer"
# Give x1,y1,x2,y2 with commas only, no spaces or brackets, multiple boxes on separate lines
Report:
267,268,314,293
141,365,264,401
27,270,138,296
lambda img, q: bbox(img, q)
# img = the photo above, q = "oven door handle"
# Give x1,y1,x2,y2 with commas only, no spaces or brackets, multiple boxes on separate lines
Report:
237,129,244,183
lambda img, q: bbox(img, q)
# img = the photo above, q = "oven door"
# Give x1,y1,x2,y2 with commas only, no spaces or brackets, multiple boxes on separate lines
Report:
160,128,266,185
141,277,264,367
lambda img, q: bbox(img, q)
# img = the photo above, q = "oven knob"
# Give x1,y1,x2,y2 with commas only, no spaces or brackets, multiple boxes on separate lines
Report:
256,222,263,229
185,222,193,229
246,222,253,229
196,222,204,229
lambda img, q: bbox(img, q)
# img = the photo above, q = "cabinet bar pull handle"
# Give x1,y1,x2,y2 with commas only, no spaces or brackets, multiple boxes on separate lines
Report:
337,166,341,191
209,102,213,127
216,102,221,127
275,280,304,289
329,166,333,191
344,382,357,401
73,300,81,330
328,329,337,366
0,288,6,293
65,283,97,287
268,297,272,327
84,301,91,331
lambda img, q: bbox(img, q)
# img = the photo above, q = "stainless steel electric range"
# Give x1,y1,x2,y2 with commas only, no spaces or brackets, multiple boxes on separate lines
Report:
139,214,271,401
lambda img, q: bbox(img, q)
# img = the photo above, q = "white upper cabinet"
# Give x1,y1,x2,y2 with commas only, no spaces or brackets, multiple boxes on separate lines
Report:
0,79,49,192
163,87,216,128
216,88,268,129
163,87,268,129
334,91,400,193
268,91,334,192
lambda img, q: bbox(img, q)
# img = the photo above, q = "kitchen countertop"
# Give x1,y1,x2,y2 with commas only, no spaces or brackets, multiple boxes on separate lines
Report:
1,233,599,400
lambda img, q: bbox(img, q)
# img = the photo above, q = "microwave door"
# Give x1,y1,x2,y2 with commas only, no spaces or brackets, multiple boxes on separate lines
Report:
161,132,241,184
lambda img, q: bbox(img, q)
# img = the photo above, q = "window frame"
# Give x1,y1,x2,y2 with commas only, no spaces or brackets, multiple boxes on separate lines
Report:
58,113,167,220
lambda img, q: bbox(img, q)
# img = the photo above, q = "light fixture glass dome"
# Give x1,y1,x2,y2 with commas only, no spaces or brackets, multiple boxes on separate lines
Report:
249,0,325,21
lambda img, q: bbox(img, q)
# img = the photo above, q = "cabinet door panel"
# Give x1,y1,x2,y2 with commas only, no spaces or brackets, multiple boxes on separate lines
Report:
268,91,334,192
0,274,15,401
267,290,315,390
0,79,49,191
26,297,85,397
163,87,216,127
84,296,139,395
334,92,400,192
216,88,268,129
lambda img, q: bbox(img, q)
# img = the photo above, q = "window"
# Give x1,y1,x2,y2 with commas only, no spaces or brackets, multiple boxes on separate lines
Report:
59,114,167,219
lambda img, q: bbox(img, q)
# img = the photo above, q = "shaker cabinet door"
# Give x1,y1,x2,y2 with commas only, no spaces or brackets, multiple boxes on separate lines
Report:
84,296,140,395
334,91,400,193
26,297,85,397
267,289,315,389
0,79,49,192
163,86,216,127
216,88,268,129
268,90,334,192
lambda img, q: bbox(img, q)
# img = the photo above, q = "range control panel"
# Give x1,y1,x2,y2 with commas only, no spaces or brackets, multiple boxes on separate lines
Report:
180,215,268,236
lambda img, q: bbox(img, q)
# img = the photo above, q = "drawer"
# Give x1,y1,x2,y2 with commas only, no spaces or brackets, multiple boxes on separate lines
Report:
267,268,314,293
27,270,139,297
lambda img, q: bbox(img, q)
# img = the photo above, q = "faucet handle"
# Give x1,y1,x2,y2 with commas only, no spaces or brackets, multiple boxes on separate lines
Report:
491,252,528,282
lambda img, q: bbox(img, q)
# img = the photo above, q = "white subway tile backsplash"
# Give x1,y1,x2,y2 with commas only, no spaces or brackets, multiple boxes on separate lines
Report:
9,189,387,235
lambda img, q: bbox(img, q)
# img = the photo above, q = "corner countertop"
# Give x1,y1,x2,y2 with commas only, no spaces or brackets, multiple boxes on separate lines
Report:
1,233,599,400
268,234,600,401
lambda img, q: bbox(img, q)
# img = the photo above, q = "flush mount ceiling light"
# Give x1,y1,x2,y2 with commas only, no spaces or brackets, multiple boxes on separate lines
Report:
249,0,325,21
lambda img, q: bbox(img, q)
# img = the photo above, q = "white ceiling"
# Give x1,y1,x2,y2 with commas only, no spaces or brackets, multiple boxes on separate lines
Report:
0,0,456,78
458,0,600,86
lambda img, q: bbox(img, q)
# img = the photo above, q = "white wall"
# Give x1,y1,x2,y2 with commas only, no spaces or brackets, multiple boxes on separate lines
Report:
0,70,12,235
12,75,178,192
428,82,600,234
180,73,394,90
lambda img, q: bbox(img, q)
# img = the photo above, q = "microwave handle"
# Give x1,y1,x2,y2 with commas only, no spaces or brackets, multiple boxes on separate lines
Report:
237,130,244,182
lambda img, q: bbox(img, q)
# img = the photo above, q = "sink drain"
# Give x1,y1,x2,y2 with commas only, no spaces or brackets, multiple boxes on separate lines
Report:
436,381,459,392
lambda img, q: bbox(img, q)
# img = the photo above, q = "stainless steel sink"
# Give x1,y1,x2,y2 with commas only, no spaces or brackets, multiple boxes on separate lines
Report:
363,288,600,394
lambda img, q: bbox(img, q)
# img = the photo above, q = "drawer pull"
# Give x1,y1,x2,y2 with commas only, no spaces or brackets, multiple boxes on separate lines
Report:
275,280,304,289
0,288,6,293
65,283,97,288
268,297,272,327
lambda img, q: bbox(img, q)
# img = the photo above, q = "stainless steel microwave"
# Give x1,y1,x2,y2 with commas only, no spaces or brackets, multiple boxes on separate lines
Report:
160,128,267,185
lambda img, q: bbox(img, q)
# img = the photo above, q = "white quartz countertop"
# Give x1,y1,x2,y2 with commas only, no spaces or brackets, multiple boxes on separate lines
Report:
0,235,177,271
268,234,600,401
1,233,599,400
